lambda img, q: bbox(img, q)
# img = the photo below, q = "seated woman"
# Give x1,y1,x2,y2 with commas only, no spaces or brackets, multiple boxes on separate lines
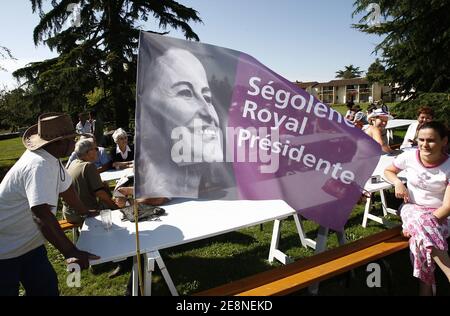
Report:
384,121,450,296
365,108,394,153
63,138,120,224
400,106,434,149
111,128,134,170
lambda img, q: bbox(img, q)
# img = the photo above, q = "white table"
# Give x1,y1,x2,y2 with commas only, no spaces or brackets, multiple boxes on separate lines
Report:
386,119,416,144
76,199,306,296
361,154,406,227
363,119,415,144
385,119,416,130
100,168,133,182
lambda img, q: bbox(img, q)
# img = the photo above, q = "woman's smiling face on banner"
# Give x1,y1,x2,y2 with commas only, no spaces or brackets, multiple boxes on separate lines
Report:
149,48,223,163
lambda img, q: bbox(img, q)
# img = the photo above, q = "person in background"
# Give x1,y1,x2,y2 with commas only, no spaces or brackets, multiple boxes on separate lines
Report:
345,109,356,122
344,100,356,121
66,134,111,173
400,106,434,150
0,113,99,296
89,110,105,146
367,103,377,116
353,111,367,130
352,105,368,126
111,128,134,170
365,108,394,154
384,121,450,296
75,112,92,134
63,138,119,225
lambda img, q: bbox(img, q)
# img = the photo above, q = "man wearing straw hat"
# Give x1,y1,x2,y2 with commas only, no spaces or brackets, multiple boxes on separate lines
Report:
0,113,99,296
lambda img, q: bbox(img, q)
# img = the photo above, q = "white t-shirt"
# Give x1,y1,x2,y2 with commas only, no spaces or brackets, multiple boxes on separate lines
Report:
76,121,92,134
116,145,132,160
400,121,419,149
393,149,450,208
0,149,71,259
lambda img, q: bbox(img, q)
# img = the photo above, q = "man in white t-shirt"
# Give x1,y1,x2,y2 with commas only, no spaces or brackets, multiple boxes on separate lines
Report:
75,112,92,134
0,113,99,296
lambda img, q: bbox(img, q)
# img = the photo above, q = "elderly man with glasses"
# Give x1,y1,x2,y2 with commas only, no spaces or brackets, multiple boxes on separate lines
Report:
66,134,112,173
63,138,119,224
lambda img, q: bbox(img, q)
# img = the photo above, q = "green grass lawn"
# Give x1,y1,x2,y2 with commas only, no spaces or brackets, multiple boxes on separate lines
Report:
0,137,25,168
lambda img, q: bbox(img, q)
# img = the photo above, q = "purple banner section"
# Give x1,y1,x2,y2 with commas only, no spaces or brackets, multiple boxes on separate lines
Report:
228,53,381,231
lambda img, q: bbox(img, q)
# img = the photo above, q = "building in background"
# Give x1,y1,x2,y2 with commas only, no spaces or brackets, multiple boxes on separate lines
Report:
295,78,400,104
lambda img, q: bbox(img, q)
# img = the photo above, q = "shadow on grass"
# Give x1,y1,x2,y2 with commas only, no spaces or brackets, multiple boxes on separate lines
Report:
162,230,258,255
154,243,276,295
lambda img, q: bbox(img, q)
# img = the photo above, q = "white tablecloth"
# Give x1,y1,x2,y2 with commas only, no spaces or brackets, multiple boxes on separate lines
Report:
100,168,133,182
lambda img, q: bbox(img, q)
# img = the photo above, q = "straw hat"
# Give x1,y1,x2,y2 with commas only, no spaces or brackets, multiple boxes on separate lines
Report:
367,108,393,121
22,113,79,151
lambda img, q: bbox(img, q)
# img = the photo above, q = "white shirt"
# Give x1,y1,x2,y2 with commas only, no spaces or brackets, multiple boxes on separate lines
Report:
400,121,419,149
76,121,92,134
393,149,450,208
116,145,131,160
0,149,71,259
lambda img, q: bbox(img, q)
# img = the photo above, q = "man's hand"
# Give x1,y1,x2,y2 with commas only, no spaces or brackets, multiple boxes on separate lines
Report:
65,248,100,270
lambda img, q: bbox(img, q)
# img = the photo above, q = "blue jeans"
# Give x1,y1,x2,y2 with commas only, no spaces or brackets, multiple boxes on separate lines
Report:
0,245,59,296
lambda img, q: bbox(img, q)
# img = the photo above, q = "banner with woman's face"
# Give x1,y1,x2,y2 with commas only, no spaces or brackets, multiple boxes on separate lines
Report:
135,32,381,231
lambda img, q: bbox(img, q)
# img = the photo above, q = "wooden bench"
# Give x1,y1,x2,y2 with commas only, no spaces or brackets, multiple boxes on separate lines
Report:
194,226,409,296
59,219,81,241
58,219,79,231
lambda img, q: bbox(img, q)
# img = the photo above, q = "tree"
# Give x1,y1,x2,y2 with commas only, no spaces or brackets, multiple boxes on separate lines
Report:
0,87,37,131
335,64,363,79
0,46,15,72
352,0,450,97
14,0,202,128
366,58,387,85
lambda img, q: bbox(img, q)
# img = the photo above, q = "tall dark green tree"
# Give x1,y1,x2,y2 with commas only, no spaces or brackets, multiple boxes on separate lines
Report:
352,0,450,97
14,0,202,128
366,58,387,85
335,64,363,79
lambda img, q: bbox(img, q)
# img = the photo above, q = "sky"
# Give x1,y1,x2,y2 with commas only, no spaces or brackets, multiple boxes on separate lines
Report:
0,0,383,90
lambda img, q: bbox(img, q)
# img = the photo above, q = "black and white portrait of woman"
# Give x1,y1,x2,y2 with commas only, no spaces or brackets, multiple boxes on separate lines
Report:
135,33,237,199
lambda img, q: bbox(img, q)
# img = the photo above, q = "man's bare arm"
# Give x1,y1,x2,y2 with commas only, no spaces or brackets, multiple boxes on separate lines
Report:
31,204,99,268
